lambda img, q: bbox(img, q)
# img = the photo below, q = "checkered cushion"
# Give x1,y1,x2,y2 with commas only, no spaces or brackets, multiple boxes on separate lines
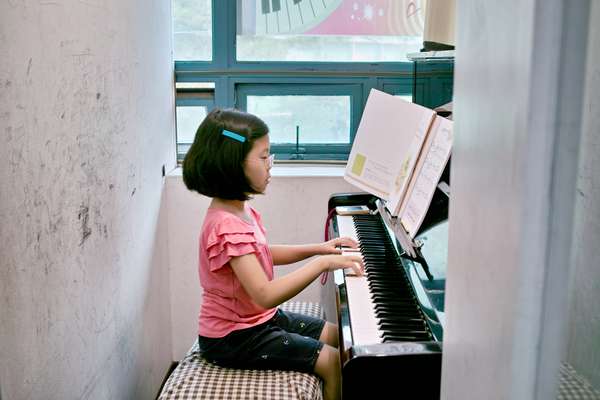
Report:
158,301,324,400
558,363,600,400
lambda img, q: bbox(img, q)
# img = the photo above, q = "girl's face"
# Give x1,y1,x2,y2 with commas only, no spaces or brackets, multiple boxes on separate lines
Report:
243,134,273,194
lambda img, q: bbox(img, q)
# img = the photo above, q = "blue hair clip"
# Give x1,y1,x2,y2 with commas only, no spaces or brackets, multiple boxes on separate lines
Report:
222,129,246,143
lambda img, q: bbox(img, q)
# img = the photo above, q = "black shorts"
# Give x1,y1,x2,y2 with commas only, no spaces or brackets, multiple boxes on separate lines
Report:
198,309,326,373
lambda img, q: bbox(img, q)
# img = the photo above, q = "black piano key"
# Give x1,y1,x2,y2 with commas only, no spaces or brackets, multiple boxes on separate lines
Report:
372,298,418,306
370,290,413,298
373,300,419,309
272,0,281,12
382,333,431,342
361,252,392,259
370,290,414,298
375,312,425,322
369,278,407,284
378,320,428,328
369,282,409,289
368,281,412,289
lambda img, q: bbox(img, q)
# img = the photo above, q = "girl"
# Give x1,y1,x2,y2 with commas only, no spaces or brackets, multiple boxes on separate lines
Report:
182,108,364,400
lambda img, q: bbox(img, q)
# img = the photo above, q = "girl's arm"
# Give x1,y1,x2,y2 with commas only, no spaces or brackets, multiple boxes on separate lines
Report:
269,237,359,265
230,252,363,309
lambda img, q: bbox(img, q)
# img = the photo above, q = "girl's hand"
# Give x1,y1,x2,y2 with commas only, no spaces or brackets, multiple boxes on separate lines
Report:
319,237,359,255
319,254,364,276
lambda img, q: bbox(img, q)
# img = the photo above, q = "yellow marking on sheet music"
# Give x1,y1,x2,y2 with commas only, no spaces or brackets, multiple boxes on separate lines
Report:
351,153,367,176
394,156,412,193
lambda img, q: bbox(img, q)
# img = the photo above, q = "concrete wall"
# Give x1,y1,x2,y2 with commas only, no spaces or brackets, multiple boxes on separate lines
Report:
441,1,591,399
567,0,600,388
166,166,356,360
0,1,176,399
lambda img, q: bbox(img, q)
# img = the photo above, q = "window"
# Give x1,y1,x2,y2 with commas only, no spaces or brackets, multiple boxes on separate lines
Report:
175,82,214,160
172,0,212,61
238,83,361,160
172,1,452,162
237,0,424,62
247,93,351,144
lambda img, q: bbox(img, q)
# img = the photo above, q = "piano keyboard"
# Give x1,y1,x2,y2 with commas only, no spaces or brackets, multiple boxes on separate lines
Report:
337,214,433,346
257,0,342,34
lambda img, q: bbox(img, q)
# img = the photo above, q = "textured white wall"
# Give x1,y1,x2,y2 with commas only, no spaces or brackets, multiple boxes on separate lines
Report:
166,167,356,360
0,1,176,399
567,1,600,388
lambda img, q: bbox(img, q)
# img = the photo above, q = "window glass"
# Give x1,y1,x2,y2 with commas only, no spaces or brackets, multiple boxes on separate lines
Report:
176,106,207,157
396,94,413,102
173,0,212,61
237,0,425,62
247,95,350,144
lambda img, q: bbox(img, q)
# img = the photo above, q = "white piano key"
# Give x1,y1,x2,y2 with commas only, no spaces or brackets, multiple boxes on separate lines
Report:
337,214,383,345
345,274,383,345
336,215,358,243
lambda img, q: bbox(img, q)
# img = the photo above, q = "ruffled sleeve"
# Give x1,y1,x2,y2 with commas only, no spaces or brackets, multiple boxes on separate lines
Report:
205,218,258,272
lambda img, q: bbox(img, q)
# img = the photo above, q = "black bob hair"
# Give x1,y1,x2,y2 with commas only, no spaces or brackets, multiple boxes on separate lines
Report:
182,108,269,201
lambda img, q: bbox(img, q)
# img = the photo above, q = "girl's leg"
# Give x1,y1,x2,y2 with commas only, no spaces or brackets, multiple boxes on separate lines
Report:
319,322,339,348
314,344,341,400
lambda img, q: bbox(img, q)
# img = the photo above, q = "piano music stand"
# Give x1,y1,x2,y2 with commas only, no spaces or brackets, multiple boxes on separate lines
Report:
374,199,434,281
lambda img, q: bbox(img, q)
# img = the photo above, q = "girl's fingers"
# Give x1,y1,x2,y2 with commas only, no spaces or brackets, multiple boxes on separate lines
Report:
339,254,364,276
353,261,364,275
342,251,364,264
344,261,364,276
330,237,352,247
338,237,359,248
324,253,364,275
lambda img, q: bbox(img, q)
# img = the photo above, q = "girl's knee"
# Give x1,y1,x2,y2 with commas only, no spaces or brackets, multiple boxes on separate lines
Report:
314,345,342,400
313,344,340,380
319,322,339,348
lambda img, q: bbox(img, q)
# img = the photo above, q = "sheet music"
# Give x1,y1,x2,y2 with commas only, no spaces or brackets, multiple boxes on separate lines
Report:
345,89,435,200
400,116,453,238
387,111,434,215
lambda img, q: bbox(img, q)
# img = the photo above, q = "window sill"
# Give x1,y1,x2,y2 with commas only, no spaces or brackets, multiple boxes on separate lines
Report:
168,163,347,179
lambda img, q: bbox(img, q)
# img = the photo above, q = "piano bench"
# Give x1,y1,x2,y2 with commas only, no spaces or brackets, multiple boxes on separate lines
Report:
158,301,325,400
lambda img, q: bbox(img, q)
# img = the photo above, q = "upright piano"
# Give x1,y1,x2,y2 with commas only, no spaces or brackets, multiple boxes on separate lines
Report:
322,173,450,399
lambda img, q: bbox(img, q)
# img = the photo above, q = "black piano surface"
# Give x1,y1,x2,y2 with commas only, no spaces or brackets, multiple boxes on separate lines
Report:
326,187,449,399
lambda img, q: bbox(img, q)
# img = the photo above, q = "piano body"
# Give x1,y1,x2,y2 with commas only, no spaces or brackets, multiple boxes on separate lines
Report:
322,177,450,399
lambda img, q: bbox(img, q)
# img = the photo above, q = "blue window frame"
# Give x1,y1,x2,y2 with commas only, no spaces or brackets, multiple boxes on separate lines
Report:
236,82,363,160
173,0,452,162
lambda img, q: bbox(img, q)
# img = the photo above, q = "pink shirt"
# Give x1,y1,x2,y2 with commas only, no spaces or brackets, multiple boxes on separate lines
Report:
197,205,277,338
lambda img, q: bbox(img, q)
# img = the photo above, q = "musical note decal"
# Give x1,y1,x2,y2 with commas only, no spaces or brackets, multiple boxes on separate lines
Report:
252,0,426,36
